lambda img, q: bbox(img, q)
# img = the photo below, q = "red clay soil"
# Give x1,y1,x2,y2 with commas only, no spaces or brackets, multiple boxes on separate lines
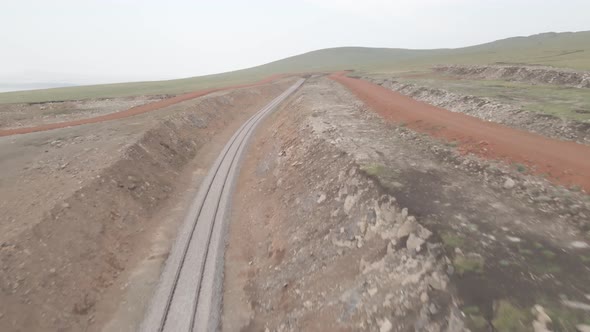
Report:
0,74,284,138
330,72,590,192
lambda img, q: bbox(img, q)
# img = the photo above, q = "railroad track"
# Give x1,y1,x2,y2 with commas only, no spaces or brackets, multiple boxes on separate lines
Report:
141,78,304,332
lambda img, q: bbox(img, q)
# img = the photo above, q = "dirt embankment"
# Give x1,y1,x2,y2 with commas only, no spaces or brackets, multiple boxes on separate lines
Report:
332,73,590,193
224,77,590,331
434,64,590,88
369,78,590,145
0,74,284,138
0,95,169,130
224,79,458,332
0,79,294,332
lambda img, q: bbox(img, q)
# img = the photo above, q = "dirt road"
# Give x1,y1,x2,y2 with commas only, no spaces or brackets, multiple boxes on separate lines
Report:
0,74,283,137
331,72,590,192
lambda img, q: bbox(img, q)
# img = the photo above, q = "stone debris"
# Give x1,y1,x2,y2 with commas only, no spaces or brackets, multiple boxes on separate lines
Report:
503,177,516,189
371,75,590,145
433,64,590,89
534,195,552,203
507,236,522,243
355,235,364,248
427,272,448,291
397,218,417,238
571,241,589,249
416,225,432,240
401,208,408,221
420,292,429,303
406,233,425,252
377,317,393,332
562,299,590,311
532,305,552,332
577,324,590,332
343,194,358,214
368,287,378,297
429,303,439,315
332,238,355,249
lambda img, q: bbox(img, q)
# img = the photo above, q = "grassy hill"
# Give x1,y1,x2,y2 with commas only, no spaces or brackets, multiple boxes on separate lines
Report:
1,31,589,104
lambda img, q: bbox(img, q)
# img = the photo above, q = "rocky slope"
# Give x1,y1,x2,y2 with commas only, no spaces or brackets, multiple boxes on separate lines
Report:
369,78,590,145
434,65,590,89
223,77,590,331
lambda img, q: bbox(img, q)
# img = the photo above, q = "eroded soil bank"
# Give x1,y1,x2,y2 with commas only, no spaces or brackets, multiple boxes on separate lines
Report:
433,65,590,89
0,95,173,130
0,74,285,137
223,77,590,331
0,79,295,332
367,78,590,145
331,73,590,193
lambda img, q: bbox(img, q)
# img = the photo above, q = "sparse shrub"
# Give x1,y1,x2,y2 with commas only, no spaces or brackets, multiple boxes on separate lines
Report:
454,255,485,275
515,163,527,173
492,301,532,332
360,163,386,177
441,232,464,248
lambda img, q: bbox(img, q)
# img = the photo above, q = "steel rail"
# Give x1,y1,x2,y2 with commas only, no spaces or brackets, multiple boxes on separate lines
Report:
140,79,304,332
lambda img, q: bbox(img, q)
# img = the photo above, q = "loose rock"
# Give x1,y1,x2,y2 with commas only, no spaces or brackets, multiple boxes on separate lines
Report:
532,305,552,332
503,177,516,189
507,236,522,243
417,225,432,240
378,318,393,332
534,195,552,203
429,303,439,315
420,292,429,303
397,218,417,238
407,233,425,252
401,208,408,220
428,273,447,290
368,287,378,297
571,241,589,249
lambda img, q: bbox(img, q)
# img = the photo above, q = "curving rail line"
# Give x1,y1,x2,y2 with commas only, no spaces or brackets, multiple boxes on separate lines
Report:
141,78,304,332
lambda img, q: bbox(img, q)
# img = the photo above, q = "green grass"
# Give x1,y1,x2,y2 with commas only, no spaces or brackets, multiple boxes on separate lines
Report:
1,31,589,104
0,71,271,105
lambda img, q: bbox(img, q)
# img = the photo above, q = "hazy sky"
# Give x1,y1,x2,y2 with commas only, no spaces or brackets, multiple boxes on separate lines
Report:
1,0,589,84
